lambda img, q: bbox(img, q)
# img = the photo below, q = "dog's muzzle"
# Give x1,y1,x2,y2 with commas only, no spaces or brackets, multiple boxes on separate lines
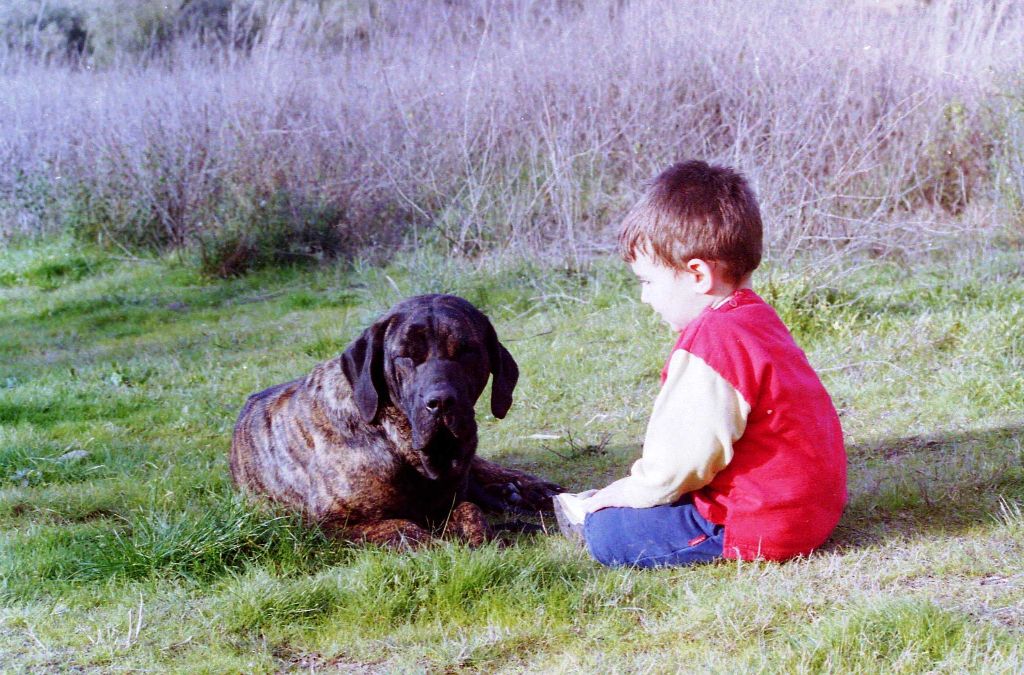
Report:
395,357,481,479
410,389,476,480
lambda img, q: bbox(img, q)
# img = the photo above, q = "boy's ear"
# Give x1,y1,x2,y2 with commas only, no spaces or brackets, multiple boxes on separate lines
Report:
686,258,716,294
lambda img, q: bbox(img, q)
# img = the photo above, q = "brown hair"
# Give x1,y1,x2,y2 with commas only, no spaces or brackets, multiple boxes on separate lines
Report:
618,160,763,283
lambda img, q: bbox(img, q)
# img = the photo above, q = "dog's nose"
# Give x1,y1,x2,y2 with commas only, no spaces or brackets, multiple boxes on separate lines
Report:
424,390,456,414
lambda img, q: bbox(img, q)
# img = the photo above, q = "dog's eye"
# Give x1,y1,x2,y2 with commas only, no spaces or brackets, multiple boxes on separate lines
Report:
453,344,479,360
399,336,428,363
397,347,425,364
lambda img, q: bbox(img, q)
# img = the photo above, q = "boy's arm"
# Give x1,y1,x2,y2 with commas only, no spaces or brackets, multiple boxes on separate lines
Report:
583,349,751,513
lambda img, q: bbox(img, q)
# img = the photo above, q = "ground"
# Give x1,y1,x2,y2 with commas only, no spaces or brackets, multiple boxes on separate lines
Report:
1,238,1022,672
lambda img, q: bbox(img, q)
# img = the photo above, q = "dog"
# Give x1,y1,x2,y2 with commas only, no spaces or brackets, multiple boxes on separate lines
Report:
230,294,562,547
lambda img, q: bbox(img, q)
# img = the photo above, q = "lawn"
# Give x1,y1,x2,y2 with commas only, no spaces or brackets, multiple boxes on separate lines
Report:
1,237,1022,672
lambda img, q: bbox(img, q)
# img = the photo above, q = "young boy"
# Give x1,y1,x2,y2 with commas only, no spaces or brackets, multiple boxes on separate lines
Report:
557,160,846,567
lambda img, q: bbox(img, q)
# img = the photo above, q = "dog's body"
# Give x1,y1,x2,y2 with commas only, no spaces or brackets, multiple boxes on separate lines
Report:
230,294,561,546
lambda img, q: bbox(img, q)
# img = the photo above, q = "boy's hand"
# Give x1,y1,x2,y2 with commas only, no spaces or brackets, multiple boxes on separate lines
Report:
580,478,635,513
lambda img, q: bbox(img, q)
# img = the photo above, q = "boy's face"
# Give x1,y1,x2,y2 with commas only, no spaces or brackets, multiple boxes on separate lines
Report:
630,252,714,332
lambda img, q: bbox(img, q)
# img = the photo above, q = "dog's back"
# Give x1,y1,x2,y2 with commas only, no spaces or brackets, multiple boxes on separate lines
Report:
230,377,313,512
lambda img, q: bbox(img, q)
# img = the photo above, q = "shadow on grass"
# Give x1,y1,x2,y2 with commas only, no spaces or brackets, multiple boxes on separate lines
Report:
828,423,1024,551
499,425,1024,554
483,442,632,495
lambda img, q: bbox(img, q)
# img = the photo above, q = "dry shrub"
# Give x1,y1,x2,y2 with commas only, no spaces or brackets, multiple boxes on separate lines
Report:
197,189,356,278
1,0,1022,268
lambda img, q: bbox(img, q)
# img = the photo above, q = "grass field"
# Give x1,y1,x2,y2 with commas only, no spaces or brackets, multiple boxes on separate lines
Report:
1,237,1022,672
3,1,1023,671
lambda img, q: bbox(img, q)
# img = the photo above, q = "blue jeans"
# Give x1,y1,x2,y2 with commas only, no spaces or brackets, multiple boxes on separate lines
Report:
583,498,725,568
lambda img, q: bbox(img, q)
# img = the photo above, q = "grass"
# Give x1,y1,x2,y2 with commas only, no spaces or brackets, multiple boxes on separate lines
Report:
1,236,1022,671
3,4,1021,669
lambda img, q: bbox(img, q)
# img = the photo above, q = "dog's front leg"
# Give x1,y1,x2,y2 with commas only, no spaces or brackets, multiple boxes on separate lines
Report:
441,501,492,547
467,457,564,514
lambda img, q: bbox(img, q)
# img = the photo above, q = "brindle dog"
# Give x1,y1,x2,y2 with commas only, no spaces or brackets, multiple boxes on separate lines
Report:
230,294,562,547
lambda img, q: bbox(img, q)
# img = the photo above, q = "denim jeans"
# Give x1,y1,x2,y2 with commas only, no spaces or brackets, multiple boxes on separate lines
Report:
583,498,725,568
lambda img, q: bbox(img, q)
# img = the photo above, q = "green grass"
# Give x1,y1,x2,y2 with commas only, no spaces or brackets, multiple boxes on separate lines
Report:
1,237,1022,672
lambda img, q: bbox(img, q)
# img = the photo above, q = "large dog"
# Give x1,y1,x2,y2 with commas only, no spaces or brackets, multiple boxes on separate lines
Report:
230,294,562,547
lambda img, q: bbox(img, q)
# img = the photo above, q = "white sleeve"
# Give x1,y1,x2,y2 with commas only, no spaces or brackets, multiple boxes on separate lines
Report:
610,349,751,508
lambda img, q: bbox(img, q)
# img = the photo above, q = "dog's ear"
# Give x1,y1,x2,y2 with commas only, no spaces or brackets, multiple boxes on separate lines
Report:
341,316,390,423
485,320,519,419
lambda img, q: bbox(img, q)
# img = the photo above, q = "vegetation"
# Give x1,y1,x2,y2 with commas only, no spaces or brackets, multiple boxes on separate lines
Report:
1,237,1022,671
2,0,1023,671
2,0,1023,270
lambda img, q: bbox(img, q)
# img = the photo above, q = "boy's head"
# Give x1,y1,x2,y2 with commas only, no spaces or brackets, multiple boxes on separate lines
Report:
618,160,763,285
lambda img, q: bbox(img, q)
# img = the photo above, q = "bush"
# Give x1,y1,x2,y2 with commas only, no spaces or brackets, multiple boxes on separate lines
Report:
197,190,349,277
0,4,89,62
995,88,1024,239
2,0,1023,270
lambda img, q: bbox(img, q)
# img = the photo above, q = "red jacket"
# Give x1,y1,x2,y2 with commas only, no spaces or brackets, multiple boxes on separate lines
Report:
664,289,847,560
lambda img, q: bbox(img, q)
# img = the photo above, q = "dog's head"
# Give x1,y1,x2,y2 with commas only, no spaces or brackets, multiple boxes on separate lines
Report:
340,294,518,480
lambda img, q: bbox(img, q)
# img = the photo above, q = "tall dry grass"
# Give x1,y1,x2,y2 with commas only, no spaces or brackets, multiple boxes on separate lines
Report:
1,0,1022,269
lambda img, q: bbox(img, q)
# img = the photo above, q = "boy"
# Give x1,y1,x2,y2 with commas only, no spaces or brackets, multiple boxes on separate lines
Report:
556,160,846,567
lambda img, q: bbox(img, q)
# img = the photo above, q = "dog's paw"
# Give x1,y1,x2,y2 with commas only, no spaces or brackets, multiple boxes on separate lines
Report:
350,519,432,550
443,501,492,547
485,477,563,514
514,477,565,513
467,458,564,514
